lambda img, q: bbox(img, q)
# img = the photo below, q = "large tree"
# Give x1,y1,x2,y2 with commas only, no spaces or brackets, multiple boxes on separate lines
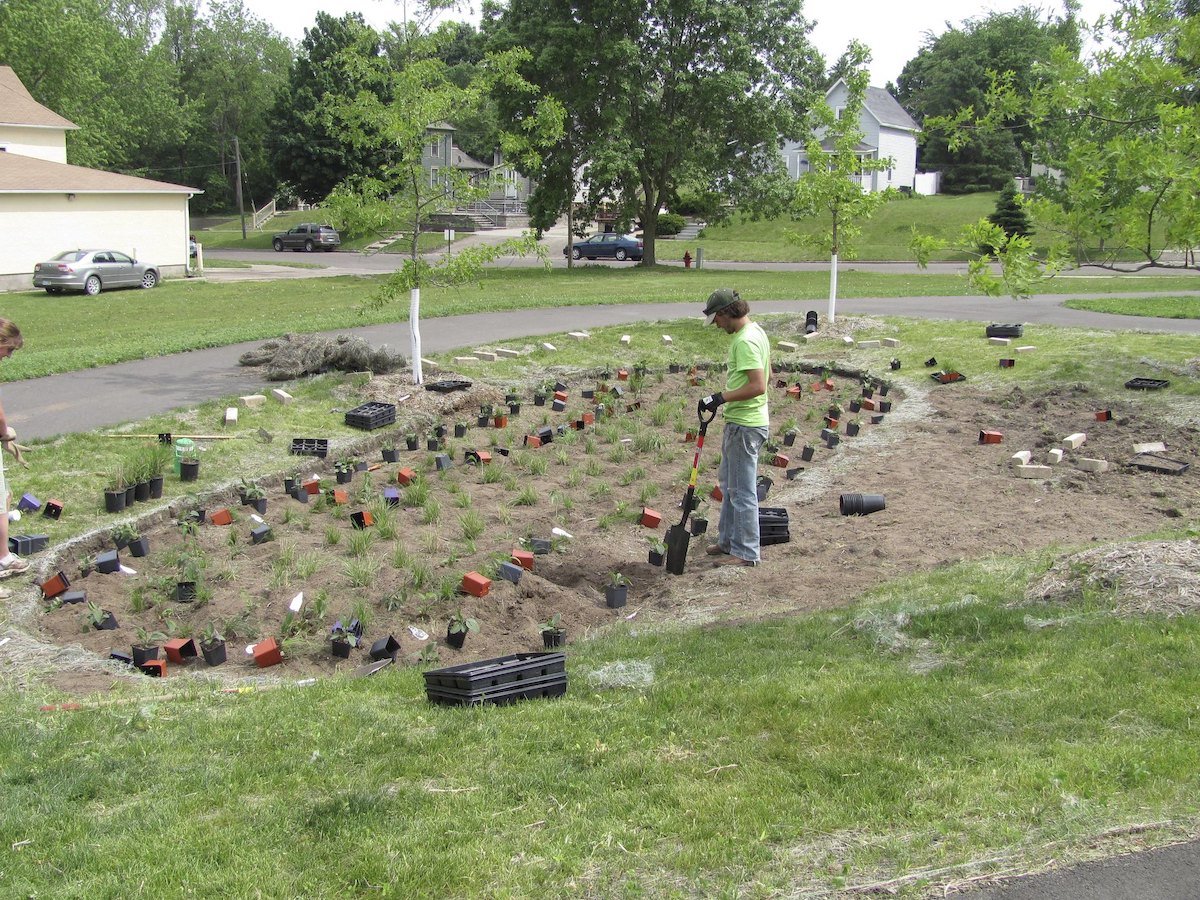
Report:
895,6,1081,193
486,0,823,265
0,0,186,170
268,12,394,205
930,0,1200,271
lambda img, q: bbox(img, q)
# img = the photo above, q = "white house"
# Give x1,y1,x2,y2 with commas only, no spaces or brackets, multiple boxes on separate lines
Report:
0,66,200,293
780,80,924,193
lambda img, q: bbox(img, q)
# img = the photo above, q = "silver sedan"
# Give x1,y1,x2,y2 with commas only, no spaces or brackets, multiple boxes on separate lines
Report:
32,249,160,296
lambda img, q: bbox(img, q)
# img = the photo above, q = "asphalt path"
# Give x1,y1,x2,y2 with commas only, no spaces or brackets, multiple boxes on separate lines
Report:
5,258,1200,894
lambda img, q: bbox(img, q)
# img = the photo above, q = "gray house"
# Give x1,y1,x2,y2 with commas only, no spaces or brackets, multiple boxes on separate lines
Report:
425,122,533,226
780,80,925,193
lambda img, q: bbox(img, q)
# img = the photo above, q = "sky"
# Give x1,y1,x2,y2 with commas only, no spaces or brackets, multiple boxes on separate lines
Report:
238,0,1118,87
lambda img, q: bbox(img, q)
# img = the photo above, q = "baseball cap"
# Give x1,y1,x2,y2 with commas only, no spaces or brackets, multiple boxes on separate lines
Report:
703,288,739,325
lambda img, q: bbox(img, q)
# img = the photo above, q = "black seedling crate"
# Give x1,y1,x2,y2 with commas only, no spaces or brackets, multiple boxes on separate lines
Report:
424,379,472,393
424,651,565,692
1127,453,1190,476
986,323,1024,338
1125,377,1170,391
759,507,791,546
425,672,568,707
8,534,48,554
345,401,396,431
289,438,328,458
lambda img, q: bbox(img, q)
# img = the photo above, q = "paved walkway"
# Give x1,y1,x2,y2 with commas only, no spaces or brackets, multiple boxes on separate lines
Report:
6,294,1199,441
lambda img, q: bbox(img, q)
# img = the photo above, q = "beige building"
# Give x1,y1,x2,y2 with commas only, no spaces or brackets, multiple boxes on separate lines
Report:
0,66,200,293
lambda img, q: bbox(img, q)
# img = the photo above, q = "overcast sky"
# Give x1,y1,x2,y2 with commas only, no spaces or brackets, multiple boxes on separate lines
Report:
238,0,1118,87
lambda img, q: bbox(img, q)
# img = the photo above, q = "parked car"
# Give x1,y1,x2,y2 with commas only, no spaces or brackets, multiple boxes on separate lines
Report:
563,233,644,262
32,249,160,296
272,223,340,252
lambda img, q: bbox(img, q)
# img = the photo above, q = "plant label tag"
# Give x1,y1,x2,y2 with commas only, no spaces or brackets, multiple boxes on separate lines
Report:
251,514,265,523
408,626,429,641
119,565,137,575
289,592,304,612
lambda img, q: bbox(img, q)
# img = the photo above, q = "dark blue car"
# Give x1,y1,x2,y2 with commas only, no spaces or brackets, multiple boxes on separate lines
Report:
563,233,644,262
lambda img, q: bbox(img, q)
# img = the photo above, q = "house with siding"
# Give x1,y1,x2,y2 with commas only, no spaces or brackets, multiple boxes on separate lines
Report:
0,66,199,292
780,80,924,193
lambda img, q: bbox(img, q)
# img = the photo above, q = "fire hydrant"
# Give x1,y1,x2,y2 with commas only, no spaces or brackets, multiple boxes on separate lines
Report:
683,250,692,269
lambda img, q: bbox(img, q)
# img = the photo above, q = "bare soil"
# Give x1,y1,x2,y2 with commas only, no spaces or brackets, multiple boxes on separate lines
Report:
15,332,1200,697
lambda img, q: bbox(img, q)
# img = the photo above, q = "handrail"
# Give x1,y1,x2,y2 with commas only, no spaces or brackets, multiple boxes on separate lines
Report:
252,199,277,231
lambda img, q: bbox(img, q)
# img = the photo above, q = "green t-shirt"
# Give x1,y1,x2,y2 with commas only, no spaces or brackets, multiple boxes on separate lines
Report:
723,321,770,428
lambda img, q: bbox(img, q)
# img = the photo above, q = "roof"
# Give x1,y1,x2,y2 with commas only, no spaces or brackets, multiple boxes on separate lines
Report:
451,146,489,171
863,86,919,133
0,152,200,194
0,66,77,130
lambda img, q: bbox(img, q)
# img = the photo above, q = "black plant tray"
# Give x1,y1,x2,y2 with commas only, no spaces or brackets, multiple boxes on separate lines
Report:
345,401,396,431
1125,377,1170,391
425,651,565,692
426,672,568,706
1127,453,1190,476
986,323,1024,338
424,379,472,393
289,438,328,458
759,507,791,545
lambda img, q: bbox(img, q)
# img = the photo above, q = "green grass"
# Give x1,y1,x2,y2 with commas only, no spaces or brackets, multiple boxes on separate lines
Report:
694,193,1000,261
6,547,1200,896
1065,295,1200,319
5,266,1199,382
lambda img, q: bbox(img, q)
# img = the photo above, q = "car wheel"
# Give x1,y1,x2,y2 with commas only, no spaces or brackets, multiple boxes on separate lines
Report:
273,239,284,252
570,248,581,260
84,275,102,296
615,248,628,261
304,240,314,252
140,270,158,289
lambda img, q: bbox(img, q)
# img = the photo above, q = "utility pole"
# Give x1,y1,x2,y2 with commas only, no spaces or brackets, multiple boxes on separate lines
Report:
234,135,246,240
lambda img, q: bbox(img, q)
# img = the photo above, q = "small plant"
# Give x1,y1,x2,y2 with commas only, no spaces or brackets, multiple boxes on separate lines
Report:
133,625,168,649
331,622,361,648
416,643,440,666
240,478,265,501
648,536,667,554
200,622,224,647
537,612,562,633
609,572,628,588
84,601,108,629
448,610,480,635
111,522,140,545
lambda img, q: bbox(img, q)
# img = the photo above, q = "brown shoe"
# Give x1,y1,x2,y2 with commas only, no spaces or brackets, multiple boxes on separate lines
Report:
705,544,730,556
711,555,758,568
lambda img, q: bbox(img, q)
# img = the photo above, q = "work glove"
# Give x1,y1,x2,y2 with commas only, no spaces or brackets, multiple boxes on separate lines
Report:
697,392,725,415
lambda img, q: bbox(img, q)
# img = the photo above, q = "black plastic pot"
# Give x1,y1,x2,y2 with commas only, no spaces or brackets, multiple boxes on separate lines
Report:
180,460,200,482
382,448,400,463
783,431,797,447
406,436,419,451
132,645,159,666
128,537,150,558
446,627,466,650
103,489,127,514
801,445,815,462
690,516,708,536
605,584,628,608
149,476,164,499
331,638,353,659
134,481,151,503
202,641,226,667
648,549,664,566
455,424,467,438
542,629,566,648
174,581,197,603
839,493,886,516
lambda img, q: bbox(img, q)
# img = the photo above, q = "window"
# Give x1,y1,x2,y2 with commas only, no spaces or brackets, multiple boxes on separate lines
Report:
430,167,439,187
429,138,440,158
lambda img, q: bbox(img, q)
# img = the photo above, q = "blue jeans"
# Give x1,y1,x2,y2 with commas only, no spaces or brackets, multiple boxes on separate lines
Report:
716,422,768,562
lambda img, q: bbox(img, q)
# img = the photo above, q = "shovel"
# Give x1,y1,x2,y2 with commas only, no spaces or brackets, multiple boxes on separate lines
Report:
665,404,717,575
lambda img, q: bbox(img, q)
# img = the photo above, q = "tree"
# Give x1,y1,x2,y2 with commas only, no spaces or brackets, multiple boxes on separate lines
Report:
895,7,1081,193
0,0,187,170
268,13,394,204
320,28,560,383
987,183,1030,240
787,44,894,322
930,0,1200,272
486,0,822,265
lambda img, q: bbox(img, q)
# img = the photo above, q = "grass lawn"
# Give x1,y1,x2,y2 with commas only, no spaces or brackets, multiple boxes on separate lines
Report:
197,211,461,254
1065,296,1200,319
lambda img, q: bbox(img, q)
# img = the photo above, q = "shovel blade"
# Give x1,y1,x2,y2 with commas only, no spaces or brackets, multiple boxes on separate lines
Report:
665,524,690,575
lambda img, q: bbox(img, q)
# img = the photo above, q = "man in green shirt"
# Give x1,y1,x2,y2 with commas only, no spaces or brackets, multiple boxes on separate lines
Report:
698,289,770,566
